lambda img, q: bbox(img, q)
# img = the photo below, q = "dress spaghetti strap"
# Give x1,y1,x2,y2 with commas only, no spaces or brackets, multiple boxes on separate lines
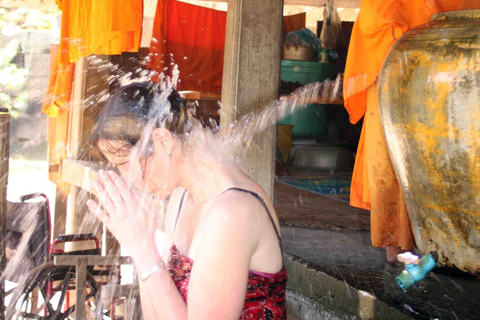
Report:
174,189,188,232
215,187,284,260
173,187,283,258
220,187,282,241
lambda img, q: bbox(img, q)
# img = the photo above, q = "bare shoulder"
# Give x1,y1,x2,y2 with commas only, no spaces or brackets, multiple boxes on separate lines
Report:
202,188,276,236
213,188,268,215
191,191,266,258
193,187,283,271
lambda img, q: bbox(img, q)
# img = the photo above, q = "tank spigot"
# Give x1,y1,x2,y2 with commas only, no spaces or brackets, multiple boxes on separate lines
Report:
395,253,437,290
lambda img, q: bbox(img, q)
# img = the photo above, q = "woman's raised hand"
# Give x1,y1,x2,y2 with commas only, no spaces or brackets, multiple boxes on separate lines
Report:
86,170,157,259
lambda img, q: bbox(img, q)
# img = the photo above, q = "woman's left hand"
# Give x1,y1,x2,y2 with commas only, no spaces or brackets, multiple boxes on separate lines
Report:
86,170,157,261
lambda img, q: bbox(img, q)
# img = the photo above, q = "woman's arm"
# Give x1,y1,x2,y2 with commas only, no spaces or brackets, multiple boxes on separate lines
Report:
185,195,263,319
135,194,260,320
87,170,188,320
87,171,261,319
134,242,188,320
136,186,187,319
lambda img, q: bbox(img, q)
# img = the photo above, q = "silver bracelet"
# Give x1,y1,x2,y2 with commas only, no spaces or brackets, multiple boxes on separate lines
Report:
139,261,165,281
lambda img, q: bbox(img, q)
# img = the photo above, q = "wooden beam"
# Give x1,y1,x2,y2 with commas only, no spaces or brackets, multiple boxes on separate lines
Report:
284,0,360,6
170,0,361,8
75,257,87,319
62,159,100,193
53,255,132,266
0,110,10,316
68,57,86,160
65,58,86,246
221,0,284,197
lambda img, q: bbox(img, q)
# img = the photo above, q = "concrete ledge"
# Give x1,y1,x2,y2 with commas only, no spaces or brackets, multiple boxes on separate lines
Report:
284,254,412,320
287,290,352,320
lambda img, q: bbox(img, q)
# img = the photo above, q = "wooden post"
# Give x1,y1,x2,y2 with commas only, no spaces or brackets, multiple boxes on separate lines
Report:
53,255,133,320
221,0,284,197
65,57,86,245
75,256,87,319
0,108,10,315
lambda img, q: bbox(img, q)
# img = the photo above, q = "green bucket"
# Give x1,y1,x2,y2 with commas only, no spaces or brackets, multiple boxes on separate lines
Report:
279,104,328,137
279,60,337,137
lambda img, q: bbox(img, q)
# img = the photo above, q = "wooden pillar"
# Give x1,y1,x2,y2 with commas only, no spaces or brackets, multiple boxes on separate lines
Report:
64,55,116,253
65,57,86,250
0,109,10,315
221,0,284,197
74,256,87,319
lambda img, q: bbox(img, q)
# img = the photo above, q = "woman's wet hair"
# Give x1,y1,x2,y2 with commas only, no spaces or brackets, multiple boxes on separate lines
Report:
89,81,189,164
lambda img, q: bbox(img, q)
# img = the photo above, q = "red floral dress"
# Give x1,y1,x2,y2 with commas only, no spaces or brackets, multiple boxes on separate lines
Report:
168,245,288,319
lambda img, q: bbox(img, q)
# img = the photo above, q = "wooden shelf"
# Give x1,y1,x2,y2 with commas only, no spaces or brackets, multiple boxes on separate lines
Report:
280,95,344,106
309,97,344,105
179,91,221,101
179,91,344,106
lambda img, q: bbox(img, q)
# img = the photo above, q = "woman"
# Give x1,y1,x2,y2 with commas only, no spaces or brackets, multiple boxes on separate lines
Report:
87,82,287,320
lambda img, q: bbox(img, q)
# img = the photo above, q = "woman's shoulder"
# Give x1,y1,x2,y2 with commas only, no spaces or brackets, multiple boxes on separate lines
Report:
205,185,275,224
194,190,266,253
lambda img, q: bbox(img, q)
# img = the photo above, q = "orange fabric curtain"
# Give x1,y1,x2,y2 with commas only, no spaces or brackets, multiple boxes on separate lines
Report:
148,0,306,92
57,0,142,64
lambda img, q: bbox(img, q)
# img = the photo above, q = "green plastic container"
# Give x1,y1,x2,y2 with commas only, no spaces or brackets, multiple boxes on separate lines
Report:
279,60,337,137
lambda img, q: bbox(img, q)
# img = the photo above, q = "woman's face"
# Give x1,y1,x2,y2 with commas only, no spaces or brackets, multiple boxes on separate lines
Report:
142,131,181,200
97,139,147,192
97,138,179,200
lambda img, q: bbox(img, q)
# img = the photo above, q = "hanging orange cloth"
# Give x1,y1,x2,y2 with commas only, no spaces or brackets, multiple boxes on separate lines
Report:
57,0,142,64
345,0,480,249
42,44,73,193
148,0,226,92
148,0,305,92
284,12,307,36
42,44,74,118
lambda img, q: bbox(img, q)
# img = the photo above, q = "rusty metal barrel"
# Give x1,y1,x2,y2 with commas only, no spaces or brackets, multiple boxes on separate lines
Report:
379,10,480,273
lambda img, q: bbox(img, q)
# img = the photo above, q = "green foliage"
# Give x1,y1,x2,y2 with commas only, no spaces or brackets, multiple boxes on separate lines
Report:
0,7,58,31
0,39,28,118
0,7,59,117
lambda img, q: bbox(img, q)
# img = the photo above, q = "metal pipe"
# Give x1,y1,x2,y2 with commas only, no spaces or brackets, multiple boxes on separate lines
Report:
396,253,437,290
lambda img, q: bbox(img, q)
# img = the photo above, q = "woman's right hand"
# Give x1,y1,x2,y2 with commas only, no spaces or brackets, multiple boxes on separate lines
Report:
87,170,160,265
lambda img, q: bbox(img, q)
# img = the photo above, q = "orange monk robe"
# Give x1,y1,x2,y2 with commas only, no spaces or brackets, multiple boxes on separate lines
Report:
148,0,305,92
344,0,480,249
57,0,142,64
41,44,74,194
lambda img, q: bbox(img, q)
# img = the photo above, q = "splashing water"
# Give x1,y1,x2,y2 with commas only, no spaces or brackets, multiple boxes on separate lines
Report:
3,53,338,319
